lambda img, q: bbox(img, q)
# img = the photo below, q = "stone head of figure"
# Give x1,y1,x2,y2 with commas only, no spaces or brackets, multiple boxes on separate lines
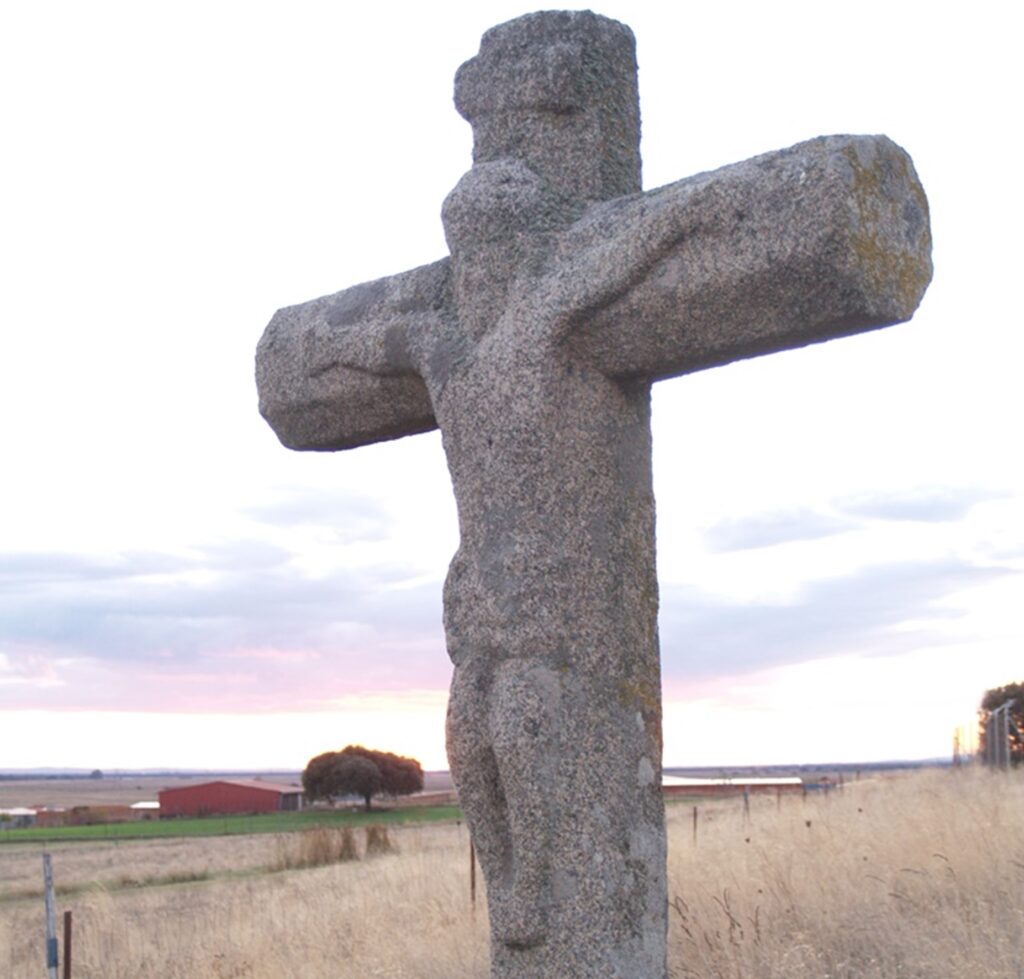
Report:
453,10,642,209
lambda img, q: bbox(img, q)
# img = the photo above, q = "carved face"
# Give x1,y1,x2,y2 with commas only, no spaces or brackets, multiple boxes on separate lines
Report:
451,12,642,207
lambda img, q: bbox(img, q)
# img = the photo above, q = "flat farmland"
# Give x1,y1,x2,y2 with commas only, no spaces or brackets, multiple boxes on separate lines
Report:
2,769,1022,978
0,775,186,809
0,771,454,810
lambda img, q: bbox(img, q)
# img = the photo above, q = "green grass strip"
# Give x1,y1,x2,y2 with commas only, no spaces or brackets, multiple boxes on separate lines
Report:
0,805,463,844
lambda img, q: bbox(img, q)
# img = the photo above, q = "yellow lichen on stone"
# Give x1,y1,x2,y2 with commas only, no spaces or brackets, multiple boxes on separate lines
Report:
618,676,663,752
843,143,932,320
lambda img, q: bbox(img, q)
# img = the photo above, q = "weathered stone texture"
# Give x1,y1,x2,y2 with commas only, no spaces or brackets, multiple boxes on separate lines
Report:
455,11,641,205
256,11,931,978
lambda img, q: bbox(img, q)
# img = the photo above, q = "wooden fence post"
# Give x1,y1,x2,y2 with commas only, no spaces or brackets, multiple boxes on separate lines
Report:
63,911,72,979
469,838,476,908
42,853,58,979
692,805,698,846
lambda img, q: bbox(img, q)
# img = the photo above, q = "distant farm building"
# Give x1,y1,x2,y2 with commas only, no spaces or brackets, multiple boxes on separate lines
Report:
0,807,38,829
34,805,144,827
662,775,804,798
158,779,304,817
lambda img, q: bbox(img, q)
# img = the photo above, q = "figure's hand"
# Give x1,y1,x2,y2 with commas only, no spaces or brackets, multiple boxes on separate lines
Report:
256,261,450,450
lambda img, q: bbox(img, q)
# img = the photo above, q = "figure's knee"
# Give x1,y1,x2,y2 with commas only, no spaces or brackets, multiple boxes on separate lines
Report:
446,662,490,761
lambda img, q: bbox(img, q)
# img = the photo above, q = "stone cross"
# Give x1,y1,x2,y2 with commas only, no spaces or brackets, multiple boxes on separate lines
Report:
256,11,931,978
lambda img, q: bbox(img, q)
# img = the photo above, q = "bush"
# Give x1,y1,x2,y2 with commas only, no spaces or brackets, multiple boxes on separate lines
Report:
273,827,360,871
364,824,395,856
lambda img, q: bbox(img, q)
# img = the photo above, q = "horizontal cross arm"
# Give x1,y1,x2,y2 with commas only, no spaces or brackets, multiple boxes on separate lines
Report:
256,259,450,450
564,135,932,380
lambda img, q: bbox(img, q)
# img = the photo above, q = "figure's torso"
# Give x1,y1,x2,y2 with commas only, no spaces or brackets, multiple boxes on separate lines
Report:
417,310,658,672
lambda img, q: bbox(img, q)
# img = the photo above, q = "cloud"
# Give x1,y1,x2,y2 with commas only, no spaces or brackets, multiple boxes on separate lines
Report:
0,538,449,712
0,543,291,586
704,508,853,551
837,486,1004,523
701,485,1011,552
0,551,184,583
659,555,1013,682
0,651,62,687
245,487,394,542
4,518,1019,717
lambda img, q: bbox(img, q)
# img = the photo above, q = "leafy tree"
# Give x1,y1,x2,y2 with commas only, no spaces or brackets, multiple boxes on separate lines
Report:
340,745,424,798
302,745,423,810
302,751,343,802
331,756,383,810
978,682,1024,766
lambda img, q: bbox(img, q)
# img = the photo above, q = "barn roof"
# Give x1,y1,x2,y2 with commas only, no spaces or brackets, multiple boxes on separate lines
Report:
217,778,303,793
661,775,803,787
160,779,303,795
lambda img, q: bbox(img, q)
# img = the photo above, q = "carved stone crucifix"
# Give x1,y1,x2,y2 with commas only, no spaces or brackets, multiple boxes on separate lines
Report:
256,11,931,978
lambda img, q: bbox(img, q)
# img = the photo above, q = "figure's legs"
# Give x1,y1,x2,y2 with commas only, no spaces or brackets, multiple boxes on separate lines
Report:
447,662,512,885
487,658,561,947
447,657,561,949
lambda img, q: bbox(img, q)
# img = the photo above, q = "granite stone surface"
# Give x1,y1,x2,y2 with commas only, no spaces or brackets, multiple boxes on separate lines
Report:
256,11,932,977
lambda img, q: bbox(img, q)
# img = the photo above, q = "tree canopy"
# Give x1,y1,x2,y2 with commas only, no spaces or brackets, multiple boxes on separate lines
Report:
302,745,424,810
978,682,1024,766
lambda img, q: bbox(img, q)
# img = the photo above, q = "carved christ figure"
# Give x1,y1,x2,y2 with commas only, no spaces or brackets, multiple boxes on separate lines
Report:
257,12,931,978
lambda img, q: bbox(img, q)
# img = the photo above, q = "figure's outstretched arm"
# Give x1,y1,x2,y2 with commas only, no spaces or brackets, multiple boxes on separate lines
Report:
256,259,451,450
548,135,931,381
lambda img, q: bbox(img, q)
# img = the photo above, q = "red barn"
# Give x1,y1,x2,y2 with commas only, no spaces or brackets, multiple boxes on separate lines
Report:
158,779,303,817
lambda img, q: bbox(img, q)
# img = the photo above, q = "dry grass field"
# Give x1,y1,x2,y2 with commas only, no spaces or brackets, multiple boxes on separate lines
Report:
2,768,1022,978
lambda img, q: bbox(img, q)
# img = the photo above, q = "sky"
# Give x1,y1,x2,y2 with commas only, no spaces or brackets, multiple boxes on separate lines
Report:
1,1,1021,772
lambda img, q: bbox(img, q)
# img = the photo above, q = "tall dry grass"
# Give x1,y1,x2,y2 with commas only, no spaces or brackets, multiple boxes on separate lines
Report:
0,833,281,898
666,769,1024,977
273,826,360,870
1,820,487,978
1,769,1021,977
